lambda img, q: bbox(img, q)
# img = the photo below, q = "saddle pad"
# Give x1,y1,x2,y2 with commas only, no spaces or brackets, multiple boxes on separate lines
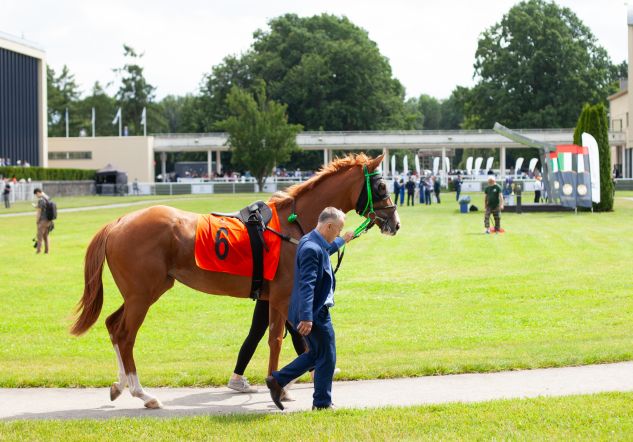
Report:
194,203,282,280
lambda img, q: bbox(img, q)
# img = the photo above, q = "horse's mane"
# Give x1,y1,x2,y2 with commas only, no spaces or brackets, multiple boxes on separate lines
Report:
270,153,372,209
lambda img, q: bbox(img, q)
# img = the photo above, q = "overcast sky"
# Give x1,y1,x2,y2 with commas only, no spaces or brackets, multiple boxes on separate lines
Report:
1,0,629,101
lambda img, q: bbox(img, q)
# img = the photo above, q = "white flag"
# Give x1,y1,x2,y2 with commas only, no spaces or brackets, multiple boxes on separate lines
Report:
141,107,147,126
112,107,121,125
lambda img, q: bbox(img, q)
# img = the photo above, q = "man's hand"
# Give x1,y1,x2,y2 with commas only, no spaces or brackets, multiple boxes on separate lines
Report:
342,231,354,243
297,321,313,336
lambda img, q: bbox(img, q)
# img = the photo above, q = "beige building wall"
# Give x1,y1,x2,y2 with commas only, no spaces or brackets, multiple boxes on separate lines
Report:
48,136,155,182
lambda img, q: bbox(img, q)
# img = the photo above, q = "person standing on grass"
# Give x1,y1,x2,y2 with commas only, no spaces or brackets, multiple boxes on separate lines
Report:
33,188,52,254
424,176,433,205
3,180,10,208
433,176,441,204
398,178,405,206
484,177,504,234
393,179,401,206
266,207,354,411
405,177,416,206
454,174,463,201
534,175,542,203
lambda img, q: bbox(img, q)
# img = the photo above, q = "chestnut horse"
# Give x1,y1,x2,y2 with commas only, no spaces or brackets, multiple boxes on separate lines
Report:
70,154,400,408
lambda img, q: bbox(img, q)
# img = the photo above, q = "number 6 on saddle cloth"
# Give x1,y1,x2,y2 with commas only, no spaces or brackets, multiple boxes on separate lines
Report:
194,201,284,300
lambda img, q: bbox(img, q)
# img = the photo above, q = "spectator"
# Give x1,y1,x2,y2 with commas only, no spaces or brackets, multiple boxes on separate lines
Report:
454,174,463,201
398,179,405,205
405,177,416,206
533,176,542,203
132,178,140,195
424,176,433,205
433,176,441,204
393,179,400,206
3,180,10,209
418,177,425,204
33,188,53,254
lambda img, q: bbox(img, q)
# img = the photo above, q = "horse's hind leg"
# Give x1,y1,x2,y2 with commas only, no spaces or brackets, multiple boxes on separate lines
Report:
111,276,175,409
105,305,127,401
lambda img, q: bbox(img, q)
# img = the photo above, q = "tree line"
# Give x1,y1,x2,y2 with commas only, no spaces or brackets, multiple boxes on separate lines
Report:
48,0,626,170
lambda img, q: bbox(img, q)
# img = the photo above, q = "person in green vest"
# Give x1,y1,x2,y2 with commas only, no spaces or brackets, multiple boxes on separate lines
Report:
484,177,504,234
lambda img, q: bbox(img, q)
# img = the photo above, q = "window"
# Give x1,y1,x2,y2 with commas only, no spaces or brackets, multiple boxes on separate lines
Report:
48,151,92,160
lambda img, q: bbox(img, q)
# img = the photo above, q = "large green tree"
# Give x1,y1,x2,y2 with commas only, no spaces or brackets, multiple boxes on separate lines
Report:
573,103,614,211
466,0,621,129
219,82,302,191
200,14,405,131
74,82,117,136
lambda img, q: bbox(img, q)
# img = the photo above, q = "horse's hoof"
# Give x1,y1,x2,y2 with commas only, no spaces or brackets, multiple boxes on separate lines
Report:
110,383,123,401
144,398,163,409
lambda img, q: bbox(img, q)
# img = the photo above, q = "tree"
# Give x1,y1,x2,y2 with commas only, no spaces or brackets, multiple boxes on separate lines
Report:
74,82,117,136
573,103,614,211
401,98,424,130
200,14,405,131
47,65,81,136
114,45,157,135
466,0,620,129
220,82,302,191
417,95,442,130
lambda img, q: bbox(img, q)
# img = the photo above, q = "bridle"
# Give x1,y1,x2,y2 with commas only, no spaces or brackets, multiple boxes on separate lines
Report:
353,165,398,237
284,163,398,273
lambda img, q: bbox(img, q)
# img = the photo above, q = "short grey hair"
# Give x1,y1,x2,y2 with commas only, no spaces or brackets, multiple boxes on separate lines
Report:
317,207,345,225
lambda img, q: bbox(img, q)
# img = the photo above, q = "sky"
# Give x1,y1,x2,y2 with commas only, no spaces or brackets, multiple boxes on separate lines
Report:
1,0,629,101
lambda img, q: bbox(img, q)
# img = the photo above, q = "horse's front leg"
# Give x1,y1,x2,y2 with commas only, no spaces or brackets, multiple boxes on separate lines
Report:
267,306,286,375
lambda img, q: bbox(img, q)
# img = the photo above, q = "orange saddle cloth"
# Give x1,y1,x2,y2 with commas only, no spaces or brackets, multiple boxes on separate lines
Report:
194,203,282,280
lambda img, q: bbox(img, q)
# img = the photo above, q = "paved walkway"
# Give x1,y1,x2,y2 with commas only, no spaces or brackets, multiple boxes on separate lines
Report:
1,362,632,420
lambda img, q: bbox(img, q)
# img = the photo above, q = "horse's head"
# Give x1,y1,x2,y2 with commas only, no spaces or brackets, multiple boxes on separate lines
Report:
354,154,401,236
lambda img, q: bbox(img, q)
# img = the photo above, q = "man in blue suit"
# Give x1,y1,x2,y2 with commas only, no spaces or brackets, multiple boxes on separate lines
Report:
266,207,353,410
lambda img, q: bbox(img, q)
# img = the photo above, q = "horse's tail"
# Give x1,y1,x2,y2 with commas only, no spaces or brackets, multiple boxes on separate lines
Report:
70,222,115,336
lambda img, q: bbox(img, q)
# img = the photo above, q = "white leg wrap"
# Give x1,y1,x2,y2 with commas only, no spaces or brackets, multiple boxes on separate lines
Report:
112,344,128,391
127,372,162,408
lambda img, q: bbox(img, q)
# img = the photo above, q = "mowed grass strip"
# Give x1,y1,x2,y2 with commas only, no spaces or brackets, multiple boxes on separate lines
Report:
0,192,632,387
1,392,633,441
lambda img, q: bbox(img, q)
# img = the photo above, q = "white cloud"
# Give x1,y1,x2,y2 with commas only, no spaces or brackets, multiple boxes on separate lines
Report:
1,0,627,100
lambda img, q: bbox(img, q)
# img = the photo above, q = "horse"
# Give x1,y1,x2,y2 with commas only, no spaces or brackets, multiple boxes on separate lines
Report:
70,153,400,408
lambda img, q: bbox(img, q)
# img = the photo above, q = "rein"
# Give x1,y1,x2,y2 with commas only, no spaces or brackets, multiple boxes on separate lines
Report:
272,163,394,274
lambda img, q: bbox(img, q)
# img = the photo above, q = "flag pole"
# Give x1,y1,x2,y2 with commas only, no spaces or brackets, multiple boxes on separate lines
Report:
91,107,95,138
65,108,69,138
119,111,122,137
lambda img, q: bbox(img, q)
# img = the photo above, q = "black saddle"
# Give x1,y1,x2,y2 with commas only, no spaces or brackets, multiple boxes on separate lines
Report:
212,201,273,300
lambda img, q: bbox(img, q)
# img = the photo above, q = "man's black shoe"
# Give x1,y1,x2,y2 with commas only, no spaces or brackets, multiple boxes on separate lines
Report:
265,376,285,410
312,404,335,410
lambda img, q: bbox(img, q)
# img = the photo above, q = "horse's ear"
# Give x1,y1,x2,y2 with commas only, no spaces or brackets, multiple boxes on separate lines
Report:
368,154,385,172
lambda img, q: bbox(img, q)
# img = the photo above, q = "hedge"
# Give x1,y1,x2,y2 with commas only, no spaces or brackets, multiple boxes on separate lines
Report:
0,166,96,181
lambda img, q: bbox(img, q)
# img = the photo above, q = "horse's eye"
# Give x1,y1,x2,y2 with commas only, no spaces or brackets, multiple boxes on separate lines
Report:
378,182,386,192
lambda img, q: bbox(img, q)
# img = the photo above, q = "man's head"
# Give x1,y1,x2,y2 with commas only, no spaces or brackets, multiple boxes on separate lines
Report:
487,177,496,185
33,188,42,197
317,207,346,243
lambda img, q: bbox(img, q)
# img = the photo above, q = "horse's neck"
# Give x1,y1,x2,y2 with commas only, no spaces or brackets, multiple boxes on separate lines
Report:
295,167,359,232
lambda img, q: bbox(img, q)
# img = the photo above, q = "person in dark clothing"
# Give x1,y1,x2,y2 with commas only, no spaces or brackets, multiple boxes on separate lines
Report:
454,174,463,201
228,299,306,396
484,177,504,233
393,179,401,206
398,179,405,205
433,176,441,204
424,177,432,205
3,181,10,208
405,177,416,206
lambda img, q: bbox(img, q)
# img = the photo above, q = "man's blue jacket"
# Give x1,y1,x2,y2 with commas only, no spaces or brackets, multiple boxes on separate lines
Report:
287,229,346,326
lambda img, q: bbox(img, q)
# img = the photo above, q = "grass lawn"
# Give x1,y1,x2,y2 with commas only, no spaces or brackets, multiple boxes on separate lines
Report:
0,191,632,387
1,392,632,441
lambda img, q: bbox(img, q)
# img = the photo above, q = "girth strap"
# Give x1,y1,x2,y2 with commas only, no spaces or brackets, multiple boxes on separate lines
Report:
212,201,272,300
